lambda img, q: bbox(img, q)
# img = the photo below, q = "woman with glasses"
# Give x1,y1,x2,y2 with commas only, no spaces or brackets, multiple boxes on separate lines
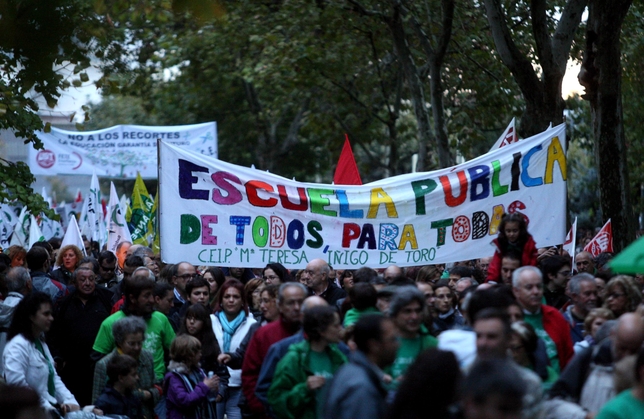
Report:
262,263,292,286
92,316,159,419
210,279,256,419
604,275,642,317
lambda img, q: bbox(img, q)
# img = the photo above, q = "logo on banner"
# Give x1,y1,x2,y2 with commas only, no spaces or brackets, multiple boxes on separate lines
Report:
36,150,56,168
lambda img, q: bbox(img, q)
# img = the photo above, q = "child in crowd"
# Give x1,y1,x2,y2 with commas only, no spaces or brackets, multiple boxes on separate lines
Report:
94,354,144,419
486,212,538,282
164,335,219,419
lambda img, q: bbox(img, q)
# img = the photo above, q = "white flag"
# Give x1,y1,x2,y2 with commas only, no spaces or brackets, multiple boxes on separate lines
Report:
562,217,577,264
60,215,87,259
0,204,16,249
108,182,132,256
9,207,28,247
489,118,520,151
28,215,45,250
87,172,102,243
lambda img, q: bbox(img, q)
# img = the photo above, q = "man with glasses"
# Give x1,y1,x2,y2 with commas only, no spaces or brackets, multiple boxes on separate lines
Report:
541,255,573,309
562,273,598,344
512,266,574,374
49,267,114,406
169,261,196,317
301,258,346,306
98,250,118,288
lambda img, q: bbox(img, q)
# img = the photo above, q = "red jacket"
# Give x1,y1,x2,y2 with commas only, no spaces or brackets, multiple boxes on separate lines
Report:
541,304,575,369
486,235,538,283
241,317,300,416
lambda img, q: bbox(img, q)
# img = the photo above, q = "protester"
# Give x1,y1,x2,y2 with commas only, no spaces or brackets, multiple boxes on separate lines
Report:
343,283,380,327
92,316,159,419
562,273,599,345
203,267,226,304
574,307,615,353
268,305,347,419
257,284,280,325
595,346,644,418
3,292,80,414
324,315,399,419
179,303,229,406
263,263,292,286
26,246,67,304
603,275,642,317
7,245,26,268
51,244,83,285
211,278,257,419
94,354,145,419
302,259,347,306
164,335,220,419
486,212,538,283
245,277,265,319
432,279,465,333
0,267,32,376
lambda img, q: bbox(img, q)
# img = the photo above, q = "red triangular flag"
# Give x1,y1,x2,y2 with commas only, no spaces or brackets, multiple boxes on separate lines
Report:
583,219,613,257
333,135,362,185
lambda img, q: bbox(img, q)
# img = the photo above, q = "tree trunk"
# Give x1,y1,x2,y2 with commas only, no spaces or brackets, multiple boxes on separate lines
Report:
582,0,635,251
386,11,437,171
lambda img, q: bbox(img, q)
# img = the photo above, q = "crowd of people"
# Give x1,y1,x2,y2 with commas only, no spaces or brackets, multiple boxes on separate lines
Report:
0,212,643,419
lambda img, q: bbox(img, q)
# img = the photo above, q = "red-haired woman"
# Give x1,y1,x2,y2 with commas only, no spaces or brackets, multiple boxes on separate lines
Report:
210,279,256,419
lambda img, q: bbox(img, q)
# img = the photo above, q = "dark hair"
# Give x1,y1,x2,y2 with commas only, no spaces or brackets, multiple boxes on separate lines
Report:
185,276,210,299
353,314,387,354
123,275,155,304
106,354,138,384
124,254,144,269
462,358,526,406
154,281,174,298
449,266,472,279
179,303,221,361
26,246,49,271
387,349,461,419
497,212,530,250
99,250,116,265
32,240,53,254
264,263,292,283
388,286,426,317
8,292,52,341
261,284,279,299
511,321,539,366
353,267,378,284
204,267,226,287
214,279,248,315
539,255,571,282
349,283,377,311
78,256,99,274
595,252,614,271
303,305,339,342
48,237,62,250
466,285,515,322
473,307,511,337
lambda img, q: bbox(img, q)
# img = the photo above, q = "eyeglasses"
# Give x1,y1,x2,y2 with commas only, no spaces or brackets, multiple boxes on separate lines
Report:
263,275,279,282
607,292,625,299
177,273,198,280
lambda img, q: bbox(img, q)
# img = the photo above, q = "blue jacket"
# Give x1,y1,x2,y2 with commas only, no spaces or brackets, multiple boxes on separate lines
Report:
322,350,388,419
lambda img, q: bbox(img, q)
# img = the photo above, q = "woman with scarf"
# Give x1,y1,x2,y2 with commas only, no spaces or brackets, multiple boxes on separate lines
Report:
211,278,256,419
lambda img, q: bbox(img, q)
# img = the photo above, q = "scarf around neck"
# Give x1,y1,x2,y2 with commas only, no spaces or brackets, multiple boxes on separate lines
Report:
217,310,246,352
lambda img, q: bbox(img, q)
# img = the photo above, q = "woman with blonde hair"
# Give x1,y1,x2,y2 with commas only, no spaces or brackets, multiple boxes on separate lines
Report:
603,275,642,318
7,245,27,268
51,244,83,285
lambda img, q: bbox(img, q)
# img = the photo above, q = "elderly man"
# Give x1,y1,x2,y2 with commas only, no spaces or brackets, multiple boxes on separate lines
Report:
550,313,644,415
383,265,404,283
49,267,113,405
512,266,574,373
301,258,346,306
562,273,598,344
596,347,644,418
241,282,309,417
575,251,596,274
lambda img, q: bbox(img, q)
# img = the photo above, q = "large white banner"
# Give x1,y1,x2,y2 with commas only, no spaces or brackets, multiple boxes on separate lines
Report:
29,122,217,178
159,124,567,269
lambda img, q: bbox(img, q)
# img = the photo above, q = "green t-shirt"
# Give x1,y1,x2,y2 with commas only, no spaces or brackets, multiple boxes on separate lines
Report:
93,311,176,381
524,311,560,374
596,390,644,419
385,334,437,390
309,350,334,419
